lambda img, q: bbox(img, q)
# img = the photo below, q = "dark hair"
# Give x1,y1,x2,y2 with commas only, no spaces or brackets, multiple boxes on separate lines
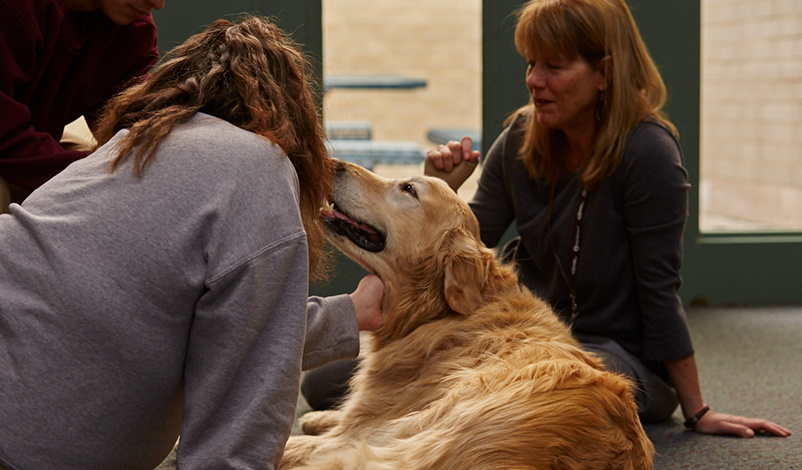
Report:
93,15,333,280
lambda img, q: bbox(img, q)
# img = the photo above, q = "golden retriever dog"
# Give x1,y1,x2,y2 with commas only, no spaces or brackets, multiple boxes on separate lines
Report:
280,160,654,469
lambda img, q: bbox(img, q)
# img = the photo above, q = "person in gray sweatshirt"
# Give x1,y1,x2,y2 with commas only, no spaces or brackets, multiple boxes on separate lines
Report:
0,15,383,470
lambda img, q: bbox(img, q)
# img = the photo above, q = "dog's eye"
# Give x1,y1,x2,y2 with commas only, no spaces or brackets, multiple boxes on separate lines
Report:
400,182,418,199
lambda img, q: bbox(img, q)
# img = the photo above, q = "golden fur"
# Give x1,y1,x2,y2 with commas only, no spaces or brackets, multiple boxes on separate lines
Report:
281,161,654,469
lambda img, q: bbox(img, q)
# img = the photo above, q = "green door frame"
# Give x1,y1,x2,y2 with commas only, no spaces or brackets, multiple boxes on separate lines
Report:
483,0,802,306
153,1,802,305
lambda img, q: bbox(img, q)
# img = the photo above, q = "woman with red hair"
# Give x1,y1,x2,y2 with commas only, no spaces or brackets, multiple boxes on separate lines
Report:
427,0,789,438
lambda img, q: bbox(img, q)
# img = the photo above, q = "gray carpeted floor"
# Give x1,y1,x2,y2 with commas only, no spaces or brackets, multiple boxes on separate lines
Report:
157,306,801,469
644,306,801,469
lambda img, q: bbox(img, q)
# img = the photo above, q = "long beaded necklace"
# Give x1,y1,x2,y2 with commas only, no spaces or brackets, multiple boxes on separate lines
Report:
546,183,588,325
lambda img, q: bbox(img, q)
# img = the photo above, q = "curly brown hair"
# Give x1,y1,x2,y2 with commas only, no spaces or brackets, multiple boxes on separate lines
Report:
93,15,333,280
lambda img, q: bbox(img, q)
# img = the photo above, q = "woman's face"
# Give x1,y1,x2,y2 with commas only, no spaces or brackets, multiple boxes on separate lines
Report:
525,53,606,135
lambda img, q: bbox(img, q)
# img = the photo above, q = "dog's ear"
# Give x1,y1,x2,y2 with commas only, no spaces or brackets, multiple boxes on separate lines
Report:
443,227,492,314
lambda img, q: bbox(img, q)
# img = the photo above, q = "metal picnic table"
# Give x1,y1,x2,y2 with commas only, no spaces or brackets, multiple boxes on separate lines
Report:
323,75,428,169
323,75,427,92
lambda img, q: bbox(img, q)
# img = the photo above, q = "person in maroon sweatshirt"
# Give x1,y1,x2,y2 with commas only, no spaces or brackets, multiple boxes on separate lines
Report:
0,0,163,211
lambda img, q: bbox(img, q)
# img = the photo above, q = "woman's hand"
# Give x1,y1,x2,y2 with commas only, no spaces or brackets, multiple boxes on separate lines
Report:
666,355,791,438
692,410,791,438
349,273,384,331
424,136,481,192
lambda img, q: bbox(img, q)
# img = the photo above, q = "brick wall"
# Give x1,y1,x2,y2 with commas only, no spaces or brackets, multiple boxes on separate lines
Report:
701,0,802,230
322,0,482,149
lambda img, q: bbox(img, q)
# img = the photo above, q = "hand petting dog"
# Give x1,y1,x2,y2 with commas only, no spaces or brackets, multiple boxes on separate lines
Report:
350,273,385,332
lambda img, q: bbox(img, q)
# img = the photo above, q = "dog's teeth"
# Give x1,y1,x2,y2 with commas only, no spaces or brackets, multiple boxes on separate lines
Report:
320,201,335,215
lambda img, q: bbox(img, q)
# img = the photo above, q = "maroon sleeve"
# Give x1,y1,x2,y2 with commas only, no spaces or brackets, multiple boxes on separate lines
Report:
0,2,158,192
83,15,159,129
0,1,88,191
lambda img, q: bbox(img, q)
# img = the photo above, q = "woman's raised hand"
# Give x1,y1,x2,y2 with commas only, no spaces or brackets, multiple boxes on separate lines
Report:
424,136,481,191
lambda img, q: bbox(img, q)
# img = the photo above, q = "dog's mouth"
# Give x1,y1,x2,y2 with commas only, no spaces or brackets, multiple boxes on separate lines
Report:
320,201,386,253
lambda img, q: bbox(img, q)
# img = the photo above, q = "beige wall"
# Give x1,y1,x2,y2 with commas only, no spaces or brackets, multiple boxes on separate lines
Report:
322,0,482,150
701,0,802,230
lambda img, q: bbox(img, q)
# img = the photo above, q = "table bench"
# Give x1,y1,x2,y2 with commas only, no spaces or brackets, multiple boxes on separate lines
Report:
326,140,425,170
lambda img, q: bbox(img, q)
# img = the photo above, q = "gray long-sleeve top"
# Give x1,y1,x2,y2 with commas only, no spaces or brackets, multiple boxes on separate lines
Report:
0,113,359,470
471,112,694,363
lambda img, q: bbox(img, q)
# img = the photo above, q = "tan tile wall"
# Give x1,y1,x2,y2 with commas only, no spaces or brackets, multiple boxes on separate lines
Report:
701,0,802,230
322,0,482,149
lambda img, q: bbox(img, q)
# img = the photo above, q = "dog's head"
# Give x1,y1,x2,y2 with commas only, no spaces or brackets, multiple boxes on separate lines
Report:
320,161,512,336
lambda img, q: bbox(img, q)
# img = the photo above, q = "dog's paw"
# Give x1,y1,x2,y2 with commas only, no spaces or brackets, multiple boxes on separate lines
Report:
299,410,342,435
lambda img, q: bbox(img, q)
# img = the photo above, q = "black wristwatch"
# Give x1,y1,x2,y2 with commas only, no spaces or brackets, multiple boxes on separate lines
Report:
683,405,711,429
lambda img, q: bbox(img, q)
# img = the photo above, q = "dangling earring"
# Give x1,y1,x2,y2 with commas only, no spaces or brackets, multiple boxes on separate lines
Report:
595,89,606,122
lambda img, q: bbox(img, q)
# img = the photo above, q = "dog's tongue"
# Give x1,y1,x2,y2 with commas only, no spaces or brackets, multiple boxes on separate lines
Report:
323,207,378,235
